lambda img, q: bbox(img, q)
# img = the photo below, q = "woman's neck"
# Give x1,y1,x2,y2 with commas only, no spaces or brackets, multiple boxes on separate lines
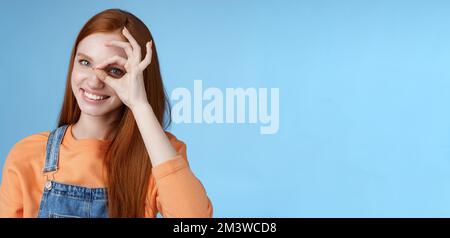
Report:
72,110,122,141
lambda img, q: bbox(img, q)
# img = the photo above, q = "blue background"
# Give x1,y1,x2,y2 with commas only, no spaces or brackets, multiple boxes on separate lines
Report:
2,0,450,217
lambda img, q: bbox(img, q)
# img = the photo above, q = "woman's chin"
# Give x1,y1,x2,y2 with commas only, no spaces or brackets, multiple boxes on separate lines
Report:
78,102,123,117
79,107,110,117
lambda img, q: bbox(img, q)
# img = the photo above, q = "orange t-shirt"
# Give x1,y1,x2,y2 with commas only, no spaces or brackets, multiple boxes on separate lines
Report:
0,124,213,218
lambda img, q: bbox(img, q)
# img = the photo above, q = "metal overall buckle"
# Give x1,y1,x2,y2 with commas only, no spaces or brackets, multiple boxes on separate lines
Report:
43,172,56,191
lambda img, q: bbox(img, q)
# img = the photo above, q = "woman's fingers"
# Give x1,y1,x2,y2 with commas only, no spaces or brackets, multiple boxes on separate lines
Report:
94,68,117,89
106,27,154,73
122,27,141,61
95,55,128,70
106,40,133,61
139,41,153,70
94,68,108,81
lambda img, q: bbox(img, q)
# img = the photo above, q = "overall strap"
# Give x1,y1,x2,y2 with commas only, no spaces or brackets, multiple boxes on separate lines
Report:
43,125,69,173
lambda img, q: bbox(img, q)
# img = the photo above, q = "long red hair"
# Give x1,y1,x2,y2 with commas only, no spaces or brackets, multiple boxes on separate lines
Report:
58,9,171,217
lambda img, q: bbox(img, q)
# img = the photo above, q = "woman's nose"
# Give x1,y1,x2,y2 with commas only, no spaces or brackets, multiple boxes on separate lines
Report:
86,70,105,88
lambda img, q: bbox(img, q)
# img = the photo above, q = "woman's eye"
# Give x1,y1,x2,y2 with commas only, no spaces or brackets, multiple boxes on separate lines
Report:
79,59,90,66
108,67,124,77
77,59,123,77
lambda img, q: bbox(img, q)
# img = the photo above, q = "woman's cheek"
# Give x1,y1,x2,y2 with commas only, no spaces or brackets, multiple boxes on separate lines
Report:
70,68,88,98
72,66,91,80
71,70,79,89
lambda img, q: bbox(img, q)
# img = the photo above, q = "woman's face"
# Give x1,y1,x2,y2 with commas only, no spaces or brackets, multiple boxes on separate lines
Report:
71,32,127,117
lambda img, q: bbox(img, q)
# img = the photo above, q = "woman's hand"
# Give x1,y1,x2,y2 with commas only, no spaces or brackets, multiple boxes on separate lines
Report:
94,27,153,110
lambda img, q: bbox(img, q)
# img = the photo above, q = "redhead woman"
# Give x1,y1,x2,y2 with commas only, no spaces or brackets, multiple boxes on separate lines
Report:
0,9,213,218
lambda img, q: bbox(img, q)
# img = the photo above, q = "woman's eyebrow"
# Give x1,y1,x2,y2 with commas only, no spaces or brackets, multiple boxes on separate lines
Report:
76,52,93,61
75,52,124,68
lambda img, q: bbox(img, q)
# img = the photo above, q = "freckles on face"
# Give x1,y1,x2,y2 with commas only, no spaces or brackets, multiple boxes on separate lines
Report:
73,32,128,82
70,32,128,116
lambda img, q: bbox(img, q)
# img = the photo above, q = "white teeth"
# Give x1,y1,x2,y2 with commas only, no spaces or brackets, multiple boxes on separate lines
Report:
83,90,107,100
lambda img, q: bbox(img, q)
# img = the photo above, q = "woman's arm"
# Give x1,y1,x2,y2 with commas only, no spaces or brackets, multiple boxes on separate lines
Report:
131,102,177,167
93,27,177,167
94,27,186,167
94,27,213,217
144,134,213,218
0,168,23,218
0,145,25,218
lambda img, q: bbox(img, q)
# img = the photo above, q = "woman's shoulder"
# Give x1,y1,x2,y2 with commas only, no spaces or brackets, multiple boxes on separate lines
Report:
11,131,50,152
4,131,50,169
165,131,182,143
164,131,187,157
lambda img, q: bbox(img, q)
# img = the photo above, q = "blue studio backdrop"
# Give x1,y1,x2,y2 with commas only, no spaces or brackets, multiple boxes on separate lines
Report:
2,0,450,217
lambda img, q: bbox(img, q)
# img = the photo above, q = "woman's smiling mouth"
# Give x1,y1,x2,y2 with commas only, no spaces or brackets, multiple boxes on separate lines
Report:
80,88,111,102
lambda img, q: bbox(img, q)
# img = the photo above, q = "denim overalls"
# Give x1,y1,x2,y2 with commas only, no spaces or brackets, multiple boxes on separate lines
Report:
37,125,109,218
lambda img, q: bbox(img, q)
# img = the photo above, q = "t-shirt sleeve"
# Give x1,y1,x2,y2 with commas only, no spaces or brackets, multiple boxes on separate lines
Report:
0,144,24,218
145,133,213,218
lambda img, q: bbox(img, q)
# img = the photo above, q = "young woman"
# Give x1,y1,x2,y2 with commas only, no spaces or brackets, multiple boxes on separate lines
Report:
0,9,213,218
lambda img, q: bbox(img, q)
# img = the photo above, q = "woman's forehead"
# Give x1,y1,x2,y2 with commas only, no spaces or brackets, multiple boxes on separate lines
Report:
76,32,128,60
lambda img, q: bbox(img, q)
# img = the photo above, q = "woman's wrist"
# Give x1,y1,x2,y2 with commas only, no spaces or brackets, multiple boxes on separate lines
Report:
130,99,177,166
130,100,152,114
